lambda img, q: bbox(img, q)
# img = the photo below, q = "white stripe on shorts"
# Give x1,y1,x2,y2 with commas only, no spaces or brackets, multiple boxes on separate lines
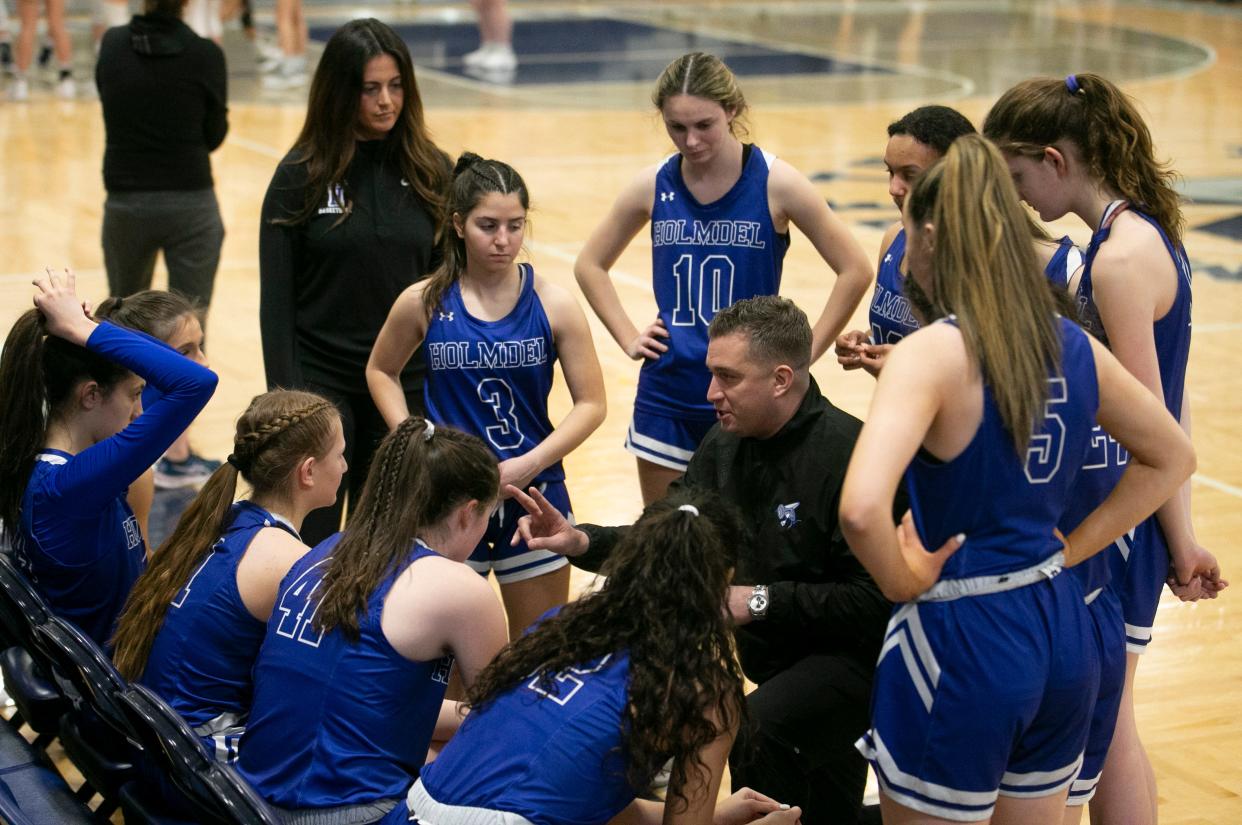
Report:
861,729,1000,811
999,753,1082,797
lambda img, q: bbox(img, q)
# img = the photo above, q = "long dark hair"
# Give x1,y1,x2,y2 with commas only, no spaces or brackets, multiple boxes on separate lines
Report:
906,135,1062,455
274,18,450,228
313,417,497,640
95,290,199,344
0,311,130,540
111,390,339,680
421,152,529,321
465,491,747,812
982,73,1183,247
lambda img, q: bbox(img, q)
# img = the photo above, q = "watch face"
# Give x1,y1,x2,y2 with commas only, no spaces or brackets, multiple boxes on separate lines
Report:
748,593,768,612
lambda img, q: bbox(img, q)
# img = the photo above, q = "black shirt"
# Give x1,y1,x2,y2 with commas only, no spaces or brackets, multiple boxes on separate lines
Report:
95,14,227,192
578,378,894,683
258,141,441,394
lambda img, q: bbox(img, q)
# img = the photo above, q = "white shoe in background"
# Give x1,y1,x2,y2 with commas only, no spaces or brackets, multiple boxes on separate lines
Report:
9,76,29,101
463,42,517,72
56,75,75,99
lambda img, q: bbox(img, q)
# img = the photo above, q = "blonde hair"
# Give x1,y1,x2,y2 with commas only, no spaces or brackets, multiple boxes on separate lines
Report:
652,52,749,137
906,134,1063,455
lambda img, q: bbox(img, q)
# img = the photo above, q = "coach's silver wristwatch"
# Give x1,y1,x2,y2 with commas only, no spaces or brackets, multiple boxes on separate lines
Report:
747,584,770,620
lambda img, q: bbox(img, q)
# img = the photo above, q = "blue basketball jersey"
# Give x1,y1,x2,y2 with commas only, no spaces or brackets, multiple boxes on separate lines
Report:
869,229,919,345
239,535,454,809
905,316,1099,578
141,501,300,730
14,322,217,647
424,264,562,484
420,647,633,825
1044,236,1083,291
640,145,790,417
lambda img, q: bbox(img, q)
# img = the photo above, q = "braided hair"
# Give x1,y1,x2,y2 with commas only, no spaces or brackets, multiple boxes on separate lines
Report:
312,417,498,641
111,390,339,679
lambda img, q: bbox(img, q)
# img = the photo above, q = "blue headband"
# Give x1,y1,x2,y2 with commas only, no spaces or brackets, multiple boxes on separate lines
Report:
1065,74,1081,94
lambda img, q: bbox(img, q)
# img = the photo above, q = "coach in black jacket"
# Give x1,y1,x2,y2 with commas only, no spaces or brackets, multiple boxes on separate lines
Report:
511,296,893,825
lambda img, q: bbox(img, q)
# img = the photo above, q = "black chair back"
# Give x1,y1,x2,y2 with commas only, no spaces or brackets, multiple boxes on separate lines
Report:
0,554,49,653
117,685,279,825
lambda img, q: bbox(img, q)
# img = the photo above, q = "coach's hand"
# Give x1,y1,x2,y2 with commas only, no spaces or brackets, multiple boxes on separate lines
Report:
508,484,589,556
713,787,788,825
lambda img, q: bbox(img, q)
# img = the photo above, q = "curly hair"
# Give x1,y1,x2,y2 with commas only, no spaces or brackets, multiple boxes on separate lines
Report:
465,491,747,812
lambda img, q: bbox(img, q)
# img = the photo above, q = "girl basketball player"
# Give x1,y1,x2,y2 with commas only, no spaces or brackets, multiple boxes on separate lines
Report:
238,418,509,822
0,268,217,646
984,74,1222,825
94,290,214,540
111,390,343,762
260,18,451,546
575,51,872,504
836,105,1081,376
367,154,605,638
838,135,1194,823
398,490,800,825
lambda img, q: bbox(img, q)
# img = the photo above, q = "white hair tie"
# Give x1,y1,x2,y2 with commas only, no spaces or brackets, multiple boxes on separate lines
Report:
678,504,699,517
423,420,436,442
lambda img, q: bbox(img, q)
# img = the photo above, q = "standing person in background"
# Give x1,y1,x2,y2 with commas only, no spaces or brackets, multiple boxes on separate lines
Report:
368,154,605,638
92,0,132,50
0,269,217,647
462,0,516,74
575,51,872,505
10,0,73,99
96,0,227,316
984,72,1222,825
260,18,451,546
260,0,305,88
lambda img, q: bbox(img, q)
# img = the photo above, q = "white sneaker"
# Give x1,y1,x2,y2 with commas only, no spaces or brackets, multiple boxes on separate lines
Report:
9,76,28,101
261,58,308,90
56,75,75,99
463,42,517,71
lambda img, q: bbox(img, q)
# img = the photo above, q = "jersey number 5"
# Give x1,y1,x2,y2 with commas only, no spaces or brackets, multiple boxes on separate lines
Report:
1025,377,1068,485
672,254,736,326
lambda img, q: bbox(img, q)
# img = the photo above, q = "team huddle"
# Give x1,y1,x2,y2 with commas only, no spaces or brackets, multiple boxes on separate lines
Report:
0,17,1226,825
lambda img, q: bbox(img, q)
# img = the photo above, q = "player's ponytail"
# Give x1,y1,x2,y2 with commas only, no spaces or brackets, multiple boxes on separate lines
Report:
111,390,339,680
906,134,1062,455
312,418,497,641
465,491,747,811
96,290,200,344
983,73,1183,246
0,311,130,543
422,152,530,322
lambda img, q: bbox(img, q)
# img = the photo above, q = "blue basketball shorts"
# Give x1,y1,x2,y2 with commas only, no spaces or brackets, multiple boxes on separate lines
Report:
623,408,716,472
856,573,1098,821
1067,584,1126,806
466,480,571,585
1107,518,1168,654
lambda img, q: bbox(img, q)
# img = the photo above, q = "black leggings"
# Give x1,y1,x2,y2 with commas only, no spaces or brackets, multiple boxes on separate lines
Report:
299,384,424,547
730,653,874,825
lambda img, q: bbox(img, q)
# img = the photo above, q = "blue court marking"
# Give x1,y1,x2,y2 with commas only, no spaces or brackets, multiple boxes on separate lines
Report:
1194,213,1242,242
309,17,890,86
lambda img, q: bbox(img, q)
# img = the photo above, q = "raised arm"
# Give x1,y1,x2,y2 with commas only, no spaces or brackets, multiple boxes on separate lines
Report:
769,160,873,363
1062,335,1196,567
574,166,661,359
366,283,431,431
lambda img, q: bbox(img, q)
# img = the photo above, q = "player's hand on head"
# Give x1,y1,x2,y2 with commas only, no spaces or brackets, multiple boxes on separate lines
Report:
626,316,670,360
834,329,868,370
507,484,587,556
713,787,784,825
896,510,964,600
32,266,97,346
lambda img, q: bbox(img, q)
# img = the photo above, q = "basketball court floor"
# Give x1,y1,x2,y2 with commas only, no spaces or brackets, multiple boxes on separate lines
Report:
1,0,1240,820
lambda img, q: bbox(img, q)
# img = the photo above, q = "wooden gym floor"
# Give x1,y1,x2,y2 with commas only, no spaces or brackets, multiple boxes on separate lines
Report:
1,1,1240,820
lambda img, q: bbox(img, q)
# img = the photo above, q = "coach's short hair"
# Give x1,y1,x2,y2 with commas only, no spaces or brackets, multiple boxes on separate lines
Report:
708,296,811,370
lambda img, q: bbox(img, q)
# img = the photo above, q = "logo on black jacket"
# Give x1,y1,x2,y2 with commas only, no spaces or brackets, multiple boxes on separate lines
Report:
776,502,800,529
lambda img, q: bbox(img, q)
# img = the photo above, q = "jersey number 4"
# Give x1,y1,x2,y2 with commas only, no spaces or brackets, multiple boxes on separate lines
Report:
671,254,736,326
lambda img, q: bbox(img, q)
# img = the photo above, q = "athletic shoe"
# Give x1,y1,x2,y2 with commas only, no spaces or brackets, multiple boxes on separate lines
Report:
462,43,517,72
154,453,222,489
56,75,74,99
37,42,52,69
8,76,28,102
261,57,308,90
0,42,13,74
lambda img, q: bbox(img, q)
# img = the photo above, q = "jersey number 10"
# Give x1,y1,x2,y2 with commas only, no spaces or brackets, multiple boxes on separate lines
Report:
671,254,736,326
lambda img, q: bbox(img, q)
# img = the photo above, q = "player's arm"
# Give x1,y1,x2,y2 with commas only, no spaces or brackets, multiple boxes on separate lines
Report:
839,326,966,602
503,282,607,492
574,167,662,359
366,283,431,431
769,159,873,364
1062,335,1196,567
836,222,895,373
128,468,155,556
1091,231,1216,588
